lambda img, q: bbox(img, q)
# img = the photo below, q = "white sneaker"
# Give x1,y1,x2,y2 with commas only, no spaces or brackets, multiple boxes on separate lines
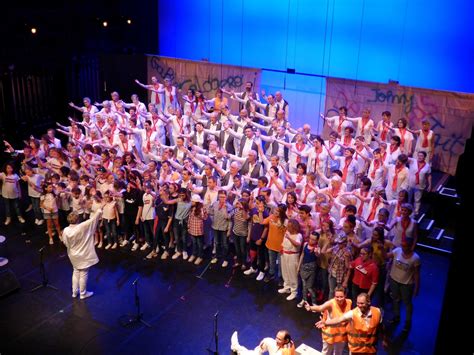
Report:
131,242,139,251
105,244,111,250
72,292,78,298
37,219,44,226
286,293,297,301
97,242,103,248
230,331,240,352
111,243,118,249
140,243,150,251
146,251,157,259
4,217,11,226
18,216,25,223
194,257,203,265
161,251,169,260
210,257,218,264
278,288,291,294
182,251,189,260
120,240,129,247
221,260,228,268
80,291,94,299
297,300,305,308
188,255,196,263
34,219,39,225
49,239,54,245
172,252,181,260
244,267,257,275
256,271,265,281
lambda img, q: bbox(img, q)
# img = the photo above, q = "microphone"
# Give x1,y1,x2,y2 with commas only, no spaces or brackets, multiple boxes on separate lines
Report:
214,310,219,317
38,246,45,253
132,278,139,286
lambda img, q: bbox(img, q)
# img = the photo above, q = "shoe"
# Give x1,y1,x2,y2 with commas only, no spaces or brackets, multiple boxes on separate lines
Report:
105,244,111,250
120,240,129,247
37,219,44,226
80,291,94,299
231,331,240,352
244,267,257,275
211,257,218,264
286,293,297,301
146,251,157,259
233,262,240,268
194,257,203,265
172,252,181,260
72,292,78,298
34,219,39,225
97,242,102,248
131,242,139,251
182,251,189,260
25,205,33,212
256,271,265,281
297,300,305,308
188,255,196,263
49,239,54,245
161,251,169,260
94,240,99,246
388,316,400,325
263,275,274,283
222,260,228,268
241,264,247,271
278,288,291,294
140,243,150,251
18,216,26,223
4,217,11,226
111,243,118,249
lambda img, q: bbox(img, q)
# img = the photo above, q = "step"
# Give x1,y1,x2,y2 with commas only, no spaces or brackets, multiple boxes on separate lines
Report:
438,235,454,253
417,242,452,255
427,227,444,241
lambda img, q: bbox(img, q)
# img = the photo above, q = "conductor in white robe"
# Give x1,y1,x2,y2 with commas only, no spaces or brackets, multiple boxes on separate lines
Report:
62,209,102,299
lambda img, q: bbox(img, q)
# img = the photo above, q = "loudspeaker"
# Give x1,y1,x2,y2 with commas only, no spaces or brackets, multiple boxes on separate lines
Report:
0,268,20,297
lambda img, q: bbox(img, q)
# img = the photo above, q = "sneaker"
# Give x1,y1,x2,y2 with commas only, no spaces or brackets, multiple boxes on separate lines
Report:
146,251,157,259
210,257,218,264
37,219,44,226
120,240,129,247
25,205,33,212
256,271,265,281
111,243,118,249
97,242,103,248
231,331,239,352
182,251,189,260
194,257,203,265
241,264,247,271
140,243,150,251
222,260,228,268
94,240,99,246
172,252,182,260
105,244,111,250
244,267,257,275
18,216,26,223
131,242,139,251
286,293,297,301
4,217,11,226
233,262,240,268
34,219,39,225
72,292,78,298
297,300,305,308
278,288,291,294
49,239,54,245
80,291,94,300
161,251,169,260
188,255,196,263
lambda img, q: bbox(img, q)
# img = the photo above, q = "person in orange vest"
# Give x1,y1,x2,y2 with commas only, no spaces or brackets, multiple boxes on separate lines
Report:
304,286,352,355
231,329,295,354
316,293,388,354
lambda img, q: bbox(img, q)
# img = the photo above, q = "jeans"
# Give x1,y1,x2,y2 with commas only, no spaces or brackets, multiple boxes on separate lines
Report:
173,219,188,253
390,277,415,323
104,219,118,245
214,229,228,259
142,219,155,247
31,197,43,220
318,267,329,301
268,249,280,278
3,198,22,218
233,233,247,264
190,234,203,258
328,275,341,299
155,220,170,251
300,263,317,301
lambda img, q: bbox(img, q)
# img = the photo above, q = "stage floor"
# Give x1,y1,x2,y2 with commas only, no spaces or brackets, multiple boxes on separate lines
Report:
0,222,449,355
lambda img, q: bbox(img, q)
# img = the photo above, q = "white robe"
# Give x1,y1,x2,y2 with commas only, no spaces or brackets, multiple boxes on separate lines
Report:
62,210,102,269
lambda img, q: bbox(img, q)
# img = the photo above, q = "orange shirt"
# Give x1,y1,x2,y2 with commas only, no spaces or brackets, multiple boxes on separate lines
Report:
265,215,287,252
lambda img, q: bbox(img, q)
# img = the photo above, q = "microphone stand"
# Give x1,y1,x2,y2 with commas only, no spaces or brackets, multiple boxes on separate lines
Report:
30,247,58,292
207,311,219,355
119,278,151,328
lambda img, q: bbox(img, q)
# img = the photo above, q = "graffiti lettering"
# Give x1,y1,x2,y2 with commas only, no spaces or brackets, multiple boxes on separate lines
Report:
367,89,414,114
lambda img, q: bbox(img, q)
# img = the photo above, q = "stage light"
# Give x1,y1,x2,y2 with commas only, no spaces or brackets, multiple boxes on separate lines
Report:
127,19,132,25
103,21,108,27
31,28,37,34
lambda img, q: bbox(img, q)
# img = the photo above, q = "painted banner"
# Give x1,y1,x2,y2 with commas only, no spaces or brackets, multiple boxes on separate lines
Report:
146,55,261,112
325,77,474,175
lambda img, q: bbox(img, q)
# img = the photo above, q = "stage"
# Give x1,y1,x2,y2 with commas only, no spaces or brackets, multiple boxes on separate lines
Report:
0,221,449,355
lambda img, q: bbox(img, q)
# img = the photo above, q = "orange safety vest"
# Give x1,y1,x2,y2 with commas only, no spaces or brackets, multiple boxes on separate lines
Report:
347,306,381,354
321,298,352,344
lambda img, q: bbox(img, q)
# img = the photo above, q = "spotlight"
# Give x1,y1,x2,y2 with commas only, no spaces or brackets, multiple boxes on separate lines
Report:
127,19,132,25
102,21,108,27
31,28,37,34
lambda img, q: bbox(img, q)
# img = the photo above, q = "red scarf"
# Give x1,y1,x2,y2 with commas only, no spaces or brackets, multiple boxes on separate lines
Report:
166,86,174,102
342,158,352,183
415,161,426,185
177,117,184,134
357,190,369,215
399,128,407,147
313,147,322,172
371,159,380,179
344,135,352,146
337,117,345,134
389,144,398,154
146,130,153,150
422,130,430,148
153,84,161,104
302,185,312,203
391,166,403,191
367,197,380,222
396,202,402,217
121,140,128,152
295,142,305,164
401,218,411,243
361,118,369,134
381,122,389,141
